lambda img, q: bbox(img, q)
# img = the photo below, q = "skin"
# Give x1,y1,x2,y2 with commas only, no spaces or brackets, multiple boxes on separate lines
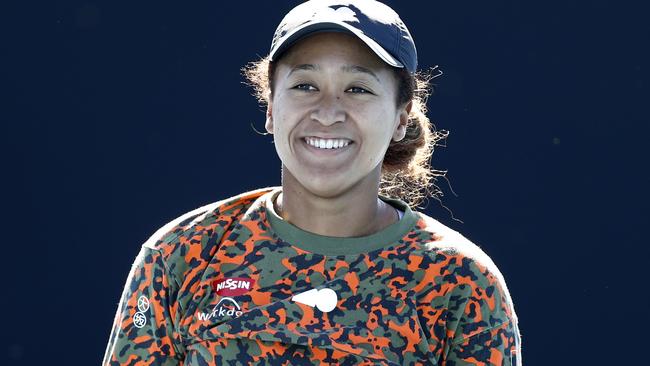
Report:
265,32,412,238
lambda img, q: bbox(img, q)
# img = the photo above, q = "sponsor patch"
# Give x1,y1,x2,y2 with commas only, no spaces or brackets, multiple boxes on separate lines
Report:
196,297,243,321
211,277,256,296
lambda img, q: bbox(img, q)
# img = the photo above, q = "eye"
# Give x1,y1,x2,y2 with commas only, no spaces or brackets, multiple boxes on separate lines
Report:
346,86,372,94
293,84,318,92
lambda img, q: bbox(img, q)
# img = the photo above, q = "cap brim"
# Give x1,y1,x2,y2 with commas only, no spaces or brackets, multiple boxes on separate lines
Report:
269,21,404,69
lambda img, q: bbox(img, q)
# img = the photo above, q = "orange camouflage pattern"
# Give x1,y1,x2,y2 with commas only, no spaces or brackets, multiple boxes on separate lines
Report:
103,187,522,365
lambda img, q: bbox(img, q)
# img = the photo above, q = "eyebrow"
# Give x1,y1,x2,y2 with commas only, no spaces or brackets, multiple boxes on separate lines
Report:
288,64,380,83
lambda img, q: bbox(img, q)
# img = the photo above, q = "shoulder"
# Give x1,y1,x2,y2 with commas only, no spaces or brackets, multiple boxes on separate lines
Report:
139,186,277,278
408,212,500,274
409,211,520,326
142,187,274,250
411,213,523,359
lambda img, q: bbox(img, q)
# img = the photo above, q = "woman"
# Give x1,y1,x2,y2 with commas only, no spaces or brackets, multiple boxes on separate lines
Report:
103,1,522,365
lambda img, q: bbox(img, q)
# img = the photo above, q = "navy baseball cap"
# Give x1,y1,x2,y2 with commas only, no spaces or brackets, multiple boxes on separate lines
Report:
269,0,418,74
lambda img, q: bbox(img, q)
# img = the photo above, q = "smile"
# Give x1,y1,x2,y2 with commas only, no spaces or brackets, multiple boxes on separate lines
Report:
303,137,353,150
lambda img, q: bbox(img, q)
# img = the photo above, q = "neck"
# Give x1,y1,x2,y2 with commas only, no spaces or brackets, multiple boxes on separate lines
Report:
275,165,397,237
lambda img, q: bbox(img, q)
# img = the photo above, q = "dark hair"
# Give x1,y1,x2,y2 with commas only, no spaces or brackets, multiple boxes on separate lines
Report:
242,55,448,208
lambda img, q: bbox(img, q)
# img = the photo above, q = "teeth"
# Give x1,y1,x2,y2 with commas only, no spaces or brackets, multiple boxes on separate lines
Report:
305,137,351,150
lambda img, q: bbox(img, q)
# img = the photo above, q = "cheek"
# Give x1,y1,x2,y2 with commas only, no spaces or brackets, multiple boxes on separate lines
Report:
360,107,397,144
273,122,290,150
272,96,309,141
271,110,297,155
355,116,396,168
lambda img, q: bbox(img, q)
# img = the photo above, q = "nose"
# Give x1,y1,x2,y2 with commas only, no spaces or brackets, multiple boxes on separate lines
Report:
310,93,346,126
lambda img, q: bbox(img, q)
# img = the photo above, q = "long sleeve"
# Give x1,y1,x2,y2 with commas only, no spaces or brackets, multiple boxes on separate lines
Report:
431,249,523,366
103,246,185,365
444,319,521,365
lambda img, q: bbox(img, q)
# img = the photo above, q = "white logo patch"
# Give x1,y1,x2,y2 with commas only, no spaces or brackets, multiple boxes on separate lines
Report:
291,287,338,313
137,296,150,312
196,297,243,321
133,312,147,328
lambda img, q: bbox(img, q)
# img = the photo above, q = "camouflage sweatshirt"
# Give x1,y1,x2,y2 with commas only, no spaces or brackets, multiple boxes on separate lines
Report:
103,187,522,365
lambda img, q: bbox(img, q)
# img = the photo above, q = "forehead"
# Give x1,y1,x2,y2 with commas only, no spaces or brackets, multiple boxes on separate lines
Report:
279,32,389,72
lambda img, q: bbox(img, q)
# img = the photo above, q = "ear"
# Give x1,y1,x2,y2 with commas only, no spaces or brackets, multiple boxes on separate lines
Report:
392,100,412,142
265,100,274,134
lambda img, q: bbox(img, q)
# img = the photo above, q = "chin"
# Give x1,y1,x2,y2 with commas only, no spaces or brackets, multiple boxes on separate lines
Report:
282,158,383,199
283,165,357,199
299,174,355,198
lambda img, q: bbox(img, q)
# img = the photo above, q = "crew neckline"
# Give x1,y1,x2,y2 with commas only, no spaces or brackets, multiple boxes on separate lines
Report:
263,187,419,256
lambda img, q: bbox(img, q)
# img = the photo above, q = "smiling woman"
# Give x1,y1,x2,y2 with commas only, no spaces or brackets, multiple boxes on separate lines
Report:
244,35,445,212
103,1,522,365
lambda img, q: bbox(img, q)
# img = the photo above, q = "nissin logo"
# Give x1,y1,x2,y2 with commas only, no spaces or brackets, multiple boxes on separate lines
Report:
211,277,256,296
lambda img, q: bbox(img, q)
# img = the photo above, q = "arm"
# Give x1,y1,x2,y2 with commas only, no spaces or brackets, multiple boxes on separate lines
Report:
439,254,523,366
102,246,185,365
444,319,521,366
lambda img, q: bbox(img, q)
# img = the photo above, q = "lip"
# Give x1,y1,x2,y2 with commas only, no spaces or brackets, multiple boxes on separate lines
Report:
302,135,354,141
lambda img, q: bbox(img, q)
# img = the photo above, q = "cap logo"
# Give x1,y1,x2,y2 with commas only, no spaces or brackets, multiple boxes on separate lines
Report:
320,6,358,22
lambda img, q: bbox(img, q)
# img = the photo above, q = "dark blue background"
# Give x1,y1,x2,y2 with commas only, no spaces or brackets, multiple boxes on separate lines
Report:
2,1,648,365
